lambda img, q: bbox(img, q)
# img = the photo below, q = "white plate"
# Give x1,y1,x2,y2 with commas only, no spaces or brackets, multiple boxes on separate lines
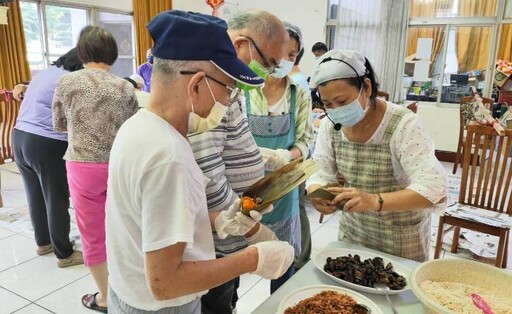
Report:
314,248,411,295
277,284,383,314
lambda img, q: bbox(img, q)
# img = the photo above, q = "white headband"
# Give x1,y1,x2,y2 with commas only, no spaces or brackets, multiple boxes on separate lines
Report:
309,49,367,89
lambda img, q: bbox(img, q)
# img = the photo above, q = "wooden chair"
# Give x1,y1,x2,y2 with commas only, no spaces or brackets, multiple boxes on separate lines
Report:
0,92,21,207
377,91,389,101
434,124,512,268
452,96,494,174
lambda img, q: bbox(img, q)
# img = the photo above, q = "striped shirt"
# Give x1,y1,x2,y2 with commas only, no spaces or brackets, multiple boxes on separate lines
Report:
188,99,265,256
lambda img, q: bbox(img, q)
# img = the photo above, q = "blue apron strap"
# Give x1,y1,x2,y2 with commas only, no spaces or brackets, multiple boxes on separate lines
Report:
244,90,252,115
289,84,296,127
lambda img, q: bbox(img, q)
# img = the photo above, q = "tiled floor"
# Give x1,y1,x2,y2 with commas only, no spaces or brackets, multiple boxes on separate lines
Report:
0,162,509,313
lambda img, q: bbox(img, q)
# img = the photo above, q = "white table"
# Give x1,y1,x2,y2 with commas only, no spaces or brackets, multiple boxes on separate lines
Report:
252,241,426,314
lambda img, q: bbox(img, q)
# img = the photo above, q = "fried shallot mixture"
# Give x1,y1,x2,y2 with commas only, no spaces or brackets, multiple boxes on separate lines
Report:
284,290,368,314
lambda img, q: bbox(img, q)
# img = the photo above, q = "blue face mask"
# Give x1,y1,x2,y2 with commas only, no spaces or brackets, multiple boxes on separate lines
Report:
325,89,366,127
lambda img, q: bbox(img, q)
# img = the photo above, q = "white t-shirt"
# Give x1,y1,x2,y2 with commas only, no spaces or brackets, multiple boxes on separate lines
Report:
106,109,215,311
135,90,150,108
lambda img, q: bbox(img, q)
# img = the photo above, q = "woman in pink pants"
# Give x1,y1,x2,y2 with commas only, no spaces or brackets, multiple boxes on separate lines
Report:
52,26,138,313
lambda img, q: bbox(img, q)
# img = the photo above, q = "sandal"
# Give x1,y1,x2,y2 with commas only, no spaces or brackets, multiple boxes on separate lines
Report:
57,250,84,268
36,244,53,256
82,292,107,313
36,239,76,256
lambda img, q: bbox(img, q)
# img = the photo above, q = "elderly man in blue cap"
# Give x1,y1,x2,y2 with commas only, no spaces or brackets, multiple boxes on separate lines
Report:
105,10,294,314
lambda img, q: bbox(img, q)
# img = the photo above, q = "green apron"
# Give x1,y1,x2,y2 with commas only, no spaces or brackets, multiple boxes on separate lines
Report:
332,107,431,262
245,86,301,254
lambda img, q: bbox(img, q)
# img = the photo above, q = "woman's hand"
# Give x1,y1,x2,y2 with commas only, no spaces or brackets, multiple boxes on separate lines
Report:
310,198,337,215
328,187,379,212
12,84,27,101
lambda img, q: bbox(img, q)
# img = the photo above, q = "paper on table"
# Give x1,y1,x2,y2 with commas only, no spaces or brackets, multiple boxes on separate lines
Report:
242,158,319,214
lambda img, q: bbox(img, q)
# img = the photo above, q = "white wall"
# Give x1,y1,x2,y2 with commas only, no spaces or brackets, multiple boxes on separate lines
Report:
50,0,133,12
172,0,327,77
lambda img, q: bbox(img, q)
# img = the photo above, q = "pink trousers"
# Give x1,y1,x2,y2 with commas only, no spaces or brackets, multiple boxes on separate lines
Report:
66,161,108,266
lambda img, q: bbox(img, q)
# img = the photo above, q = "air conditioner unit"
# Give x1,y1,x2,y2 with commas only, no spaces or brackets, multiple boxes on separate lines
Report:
0,6,8,25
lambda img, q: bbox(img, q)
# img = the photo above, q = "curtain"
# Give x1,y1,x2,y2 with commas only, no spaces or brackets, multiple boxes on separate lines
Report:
335,0,409,101
0,1,31,89
455,0,496,72
498,24,512,62
0,0,30,162
133,0,172,67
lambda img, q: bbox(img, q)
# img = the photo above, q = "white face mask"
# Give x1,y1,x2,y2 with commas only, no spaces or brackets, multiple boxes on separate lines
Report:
271,59,294,78
188,79,229,134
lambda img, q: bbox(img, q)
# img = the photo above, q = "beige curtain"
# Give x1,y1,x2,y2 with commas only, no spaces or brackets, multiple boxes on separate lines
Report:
0,0,30,162
497,24,512,62
133,0,172,67
455,0,496,72
407,0,454,71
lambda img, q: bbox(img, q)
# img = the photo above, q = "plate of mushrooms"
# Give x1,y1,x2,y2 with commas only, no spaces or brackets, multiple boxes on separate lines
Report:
314,248,412,295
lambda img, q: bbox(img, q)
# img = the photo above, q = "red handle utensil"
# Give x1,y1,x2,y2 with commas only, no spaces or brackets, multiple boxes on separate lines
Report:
471,293,493,314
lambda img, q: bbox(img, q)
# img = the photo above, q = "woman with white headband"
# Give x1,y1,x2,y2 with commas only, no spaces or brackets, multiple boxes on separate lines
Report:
306,49,447,262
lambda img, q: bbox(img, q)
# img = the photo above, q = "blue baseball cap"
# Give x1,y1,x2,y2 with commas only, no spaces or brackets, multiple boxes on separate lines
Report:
147,10,263,88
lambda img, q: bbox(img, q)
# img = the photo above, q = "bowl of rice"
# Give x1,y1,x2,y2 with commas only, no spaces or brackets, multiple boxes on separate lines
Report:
410,259,512,314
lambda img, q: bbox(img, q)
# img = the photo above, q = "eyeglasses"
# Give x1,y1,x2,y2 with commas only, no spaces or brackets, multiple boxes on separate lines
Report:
180,70,241,104
240,35,276,74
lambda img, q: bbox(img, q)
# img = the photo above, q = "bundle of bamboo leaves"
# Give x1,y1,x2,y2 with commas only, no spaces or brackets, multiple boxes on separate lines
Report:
241,158,319,214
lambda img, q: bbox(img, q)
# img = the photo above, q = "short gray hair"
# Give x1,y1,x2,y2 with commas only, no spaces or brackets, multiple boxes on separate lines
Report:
151,58,215,84
228,10,284,42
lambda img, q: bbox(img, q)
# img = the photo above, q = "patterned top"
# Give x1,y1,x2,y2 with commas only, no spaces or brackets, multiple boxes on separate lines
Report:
52,68,139,162
188,100,265,256
245,78,313,158
332,107,432,261
308,102,447,212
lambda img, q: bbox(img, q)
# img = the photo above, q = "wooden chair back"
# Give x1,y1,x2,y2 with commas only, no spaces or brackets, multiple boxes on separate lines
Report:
407,102,418,113
0,94,20,164
460,124,512,214
377,91,389,101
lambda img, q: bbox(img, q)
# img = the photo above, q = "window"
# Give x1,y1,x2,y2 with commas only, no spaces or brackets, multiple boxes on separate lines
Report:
325,0,338,50
404,26,493,104
19,1,134,78
97,11,135,78
20,1,45,76
506,0,512,17
404,27,446,102
45,5,88,63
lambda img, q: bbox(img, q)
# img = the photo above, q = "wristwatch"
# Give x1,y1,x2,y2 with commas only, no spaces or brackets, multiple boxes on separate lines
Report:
376,193,384,212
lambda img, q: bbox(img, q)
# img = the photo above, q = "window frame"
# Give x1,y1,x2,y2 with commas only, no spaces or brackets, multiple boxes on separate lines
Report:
20,0,134,75
325,0,512,105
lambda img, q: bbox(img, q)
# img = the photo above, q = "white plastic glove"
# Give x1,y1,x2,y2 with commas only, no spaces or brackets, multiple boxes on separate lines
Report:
249,241,295,279
245,223,278,245
260,147,292,171
215,199,273,239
